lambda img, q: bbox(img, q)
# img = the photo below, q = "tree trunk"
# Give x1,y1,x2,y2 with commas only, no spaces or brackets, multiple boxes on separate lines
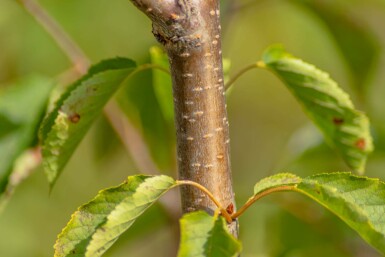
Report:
129,0,237,236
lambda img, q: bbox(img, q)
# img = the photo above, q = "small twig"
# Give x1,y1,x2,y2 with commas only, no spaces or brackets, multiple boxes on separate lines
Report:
16,0,90,74
176,180,233,223
231,185,296,220
104,64,179,218
131,63,170,76
225,61,265,91
102,63,171,174
104,102,161,175
101,62,170,175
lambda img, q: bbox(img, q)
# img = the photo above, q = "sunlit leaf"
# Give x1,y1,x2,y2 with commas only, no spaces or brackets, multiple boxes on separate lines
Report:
298,173,385,254
0,75,52,193
54,175,176,257
262,45,373,173
252,172,385,253
177,211,242,257
40,58,136,187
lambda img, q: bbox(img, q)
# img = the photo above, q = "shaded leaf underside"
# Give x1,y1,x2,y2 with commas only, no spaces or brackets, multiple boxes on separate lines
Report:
40,58,136,187
253,172,385,254
261,45,373,173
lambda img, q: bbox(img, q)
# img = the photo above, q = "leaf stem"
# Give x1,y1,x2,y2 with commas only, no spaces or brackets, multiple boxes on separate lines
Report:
176,180,233,223
131,63,170,77
231,185,296,219
16,0,90,74
225,61,265,91
117,63,170,93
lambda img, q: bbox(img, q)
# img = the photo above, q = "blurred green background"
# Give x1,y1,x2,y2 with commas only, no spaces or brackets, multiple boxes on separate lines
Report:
1,0,385,256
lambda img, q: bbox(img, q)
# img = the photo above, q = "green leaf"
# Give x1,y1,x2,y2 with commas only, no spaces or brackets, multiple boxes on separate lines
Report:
54,175,176,257
298,173,385,254
149,46,174,124
40,58,136,187
261,45,373,174
177,211,241,257
0,75,52,193
252,172,385,254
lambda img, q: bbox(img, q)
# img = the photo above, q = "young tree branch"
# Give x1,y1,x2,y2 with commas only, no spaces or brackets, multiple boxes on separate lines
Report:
129,0,238,236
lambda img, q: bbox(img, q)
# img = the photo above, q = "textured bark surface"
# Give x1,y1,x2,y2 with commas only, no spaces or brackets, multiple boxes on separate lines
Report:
129,0,237,235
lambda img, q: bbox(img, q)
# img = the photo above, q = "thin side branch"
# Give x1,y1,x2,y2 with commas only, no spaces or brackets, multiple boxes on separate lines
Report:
104,102,161,175
176,180,232,223
17,0,90,74
225,61,265,91
231,185,297,219
129,63,170,77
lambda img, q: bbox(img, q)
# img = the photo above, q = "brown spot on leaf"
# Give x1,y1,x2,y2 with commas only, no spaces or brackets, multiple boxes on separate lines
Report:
332,117,344,125
355,138,366,150
86,86,97,94
69,113,80,123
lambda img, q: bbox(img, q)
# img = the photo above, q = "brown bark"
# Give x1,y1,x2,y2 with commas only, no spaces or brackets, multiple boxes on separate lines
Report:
129,0,237,235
